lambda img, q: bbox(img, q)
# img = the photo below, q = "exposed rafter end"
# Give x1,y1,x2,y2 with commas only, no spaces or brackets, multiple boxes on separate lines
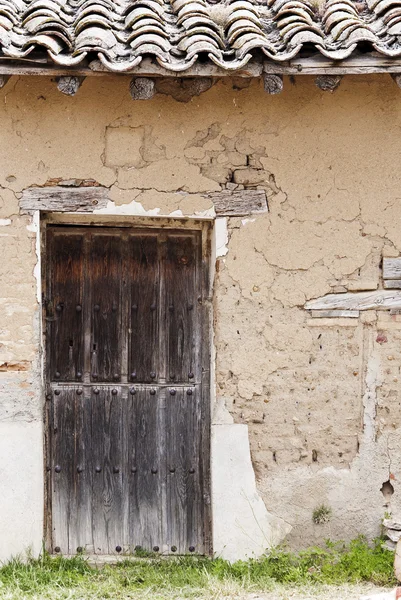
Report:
315,75,343,92
391,73,401,88
130,77,156,100
262,73,283,94
0,74,11,90
56,75,85,96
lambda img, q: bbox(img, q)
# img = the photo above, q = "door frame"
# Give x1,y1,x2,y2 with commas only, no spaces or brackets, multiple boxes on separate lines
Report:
41,213,214,556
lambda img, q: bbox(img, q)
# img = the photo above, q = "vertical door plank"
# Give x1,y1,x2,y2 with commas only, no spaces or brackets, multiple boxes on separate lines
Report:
52,387,93,554
91,386,124,554
90,234,122,383
75,389,93,553
165,386,202,554
48,232,84,382
128,386,164,552
128,235,159,384
52,387,76,554
165,235,199,384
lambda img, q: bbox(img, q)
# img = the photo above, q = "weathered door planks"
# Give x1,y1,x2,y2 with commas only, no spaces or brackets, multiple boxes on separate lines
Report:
128,235,159,384
45,225,211,556
48,231,85,381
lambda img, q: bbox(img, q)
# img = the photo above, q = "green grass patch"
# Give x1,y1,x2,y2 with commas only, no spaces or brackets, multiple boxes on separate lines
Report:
0,536,396,599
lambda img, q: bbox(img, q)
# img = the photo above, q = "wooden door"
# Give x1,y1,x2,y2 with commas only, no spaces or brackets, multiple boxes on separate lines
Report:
44,226,211,556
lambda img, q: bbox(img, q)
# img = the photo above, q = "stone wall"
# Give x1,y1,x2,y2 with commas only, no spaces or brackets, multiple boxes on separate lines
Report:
1,73,401,559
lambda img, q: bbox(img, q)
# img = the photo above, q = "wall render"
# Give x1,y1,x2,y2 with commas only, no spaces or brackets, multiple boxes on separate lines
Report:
1,74,401,559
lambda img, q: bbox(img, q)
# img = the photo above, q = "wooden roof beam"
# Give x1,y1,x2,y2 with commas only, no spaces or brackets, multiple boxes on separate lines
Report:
56,75,85,96
0,74,11,89
315,75,343,92
262,73,283,94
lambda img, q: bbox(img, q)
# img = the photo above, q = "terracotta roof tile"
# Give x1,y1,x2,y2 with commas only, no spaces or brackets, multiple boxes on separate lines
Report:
1,0,401,71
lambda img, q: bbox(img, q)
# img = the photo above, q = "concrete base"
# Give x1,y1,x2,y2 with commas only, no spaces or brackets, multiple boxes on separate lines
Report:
211,423,291,562
0,421,44,562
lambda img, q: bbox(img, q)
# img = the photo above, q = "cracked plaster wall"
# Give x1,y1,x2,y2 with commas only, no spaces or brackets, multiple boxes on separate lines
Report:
1,74,401,557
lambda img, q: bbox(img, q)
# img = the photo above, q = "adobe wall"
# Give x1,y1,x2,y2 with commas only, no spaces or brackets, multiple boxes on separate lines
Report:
1,73,401,561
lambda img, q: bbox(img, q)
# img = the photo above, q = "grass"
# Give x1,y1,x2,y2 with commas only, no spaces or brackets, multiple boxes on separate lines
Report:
0,537,396,599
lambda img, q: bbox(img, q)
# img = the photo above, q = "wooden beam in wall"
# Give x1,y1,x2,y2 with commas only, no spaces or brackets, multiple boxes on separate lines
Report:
202,190,268,216
305,290,401,311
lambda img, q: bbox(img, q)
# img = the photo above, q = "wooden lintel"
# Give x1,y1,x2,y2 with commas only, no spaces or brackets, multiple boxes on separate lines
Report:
202,189,268,216
19,186,109,213
305,290,401,311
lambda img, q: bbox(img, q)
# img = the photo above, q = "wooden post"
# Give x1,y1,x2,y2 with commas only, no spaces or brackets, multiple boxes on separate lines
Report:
56,76,85,96
129,77,156,100
315,75,342,92
262,73,283,94
0,75,11,90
